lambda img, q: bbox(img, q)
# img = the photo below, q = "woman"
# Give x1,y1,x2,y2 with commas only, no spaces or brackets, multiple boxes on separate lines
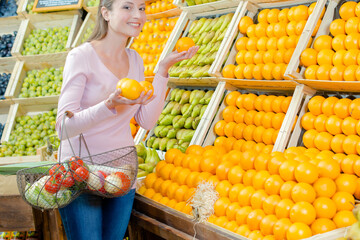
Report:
55,0,198,238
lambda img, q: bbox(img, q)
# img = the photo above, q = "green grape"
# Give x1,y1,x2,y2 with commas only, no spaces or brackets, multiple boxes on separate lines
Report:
87,0,100,7
22,26,69,55
0,109,59,157
19,67,63,98
81,23,95,43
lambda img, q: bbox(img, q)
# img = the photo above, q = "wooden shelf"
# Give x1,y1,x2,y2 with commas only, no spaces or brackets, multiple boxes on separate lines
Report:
146,8,182,20
295,79,360,93
178,0,239,13
221,78,299,91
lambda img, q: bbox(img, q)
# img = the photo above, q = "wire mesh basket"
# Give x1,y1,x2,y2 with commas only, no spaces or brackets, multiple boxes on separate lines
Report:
16,113,138,210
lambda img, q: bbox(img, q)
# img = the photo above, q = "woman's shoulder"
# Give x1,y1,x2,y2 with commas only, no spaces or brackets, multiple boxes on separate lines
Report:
67,42,92,59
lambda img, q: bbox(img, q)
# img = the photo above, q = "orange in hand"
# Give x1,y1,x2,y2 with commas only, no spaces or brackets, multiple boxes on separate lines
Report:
175,37,195,53
116,78,144,100
140,81,154,99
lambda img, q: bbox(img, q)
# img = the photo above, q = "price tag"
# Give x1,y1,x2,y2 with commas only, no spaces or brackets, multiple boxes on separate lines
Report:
32,0,83,13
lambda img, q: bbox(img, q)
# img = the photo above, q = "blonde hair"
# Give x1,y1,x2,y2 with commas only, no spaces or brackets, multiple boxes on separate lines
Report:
87,0,131,45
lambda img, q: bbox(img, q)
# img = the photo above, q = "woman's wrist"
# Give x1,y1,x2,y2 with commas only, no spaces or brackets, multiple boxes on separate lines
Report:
157,64,169,78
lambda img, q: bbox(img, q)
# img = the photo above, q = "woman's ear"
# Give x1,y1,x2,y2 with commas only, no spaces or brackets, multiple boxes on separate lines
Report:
101,6,110,22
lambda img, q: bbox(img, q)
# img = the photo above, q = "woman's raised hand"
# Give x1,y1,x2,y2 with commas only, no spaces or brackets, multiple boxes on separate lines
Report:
105,89,155,109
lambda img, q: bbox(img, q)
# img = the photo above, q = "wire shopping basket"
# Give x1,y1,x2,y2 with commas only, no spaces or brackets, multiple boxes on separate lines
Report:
17,112,138,210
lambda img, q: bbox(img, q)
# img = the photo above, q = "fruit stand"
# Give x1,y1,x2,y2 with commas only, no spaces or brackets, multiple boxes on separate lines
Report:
2,0,360,239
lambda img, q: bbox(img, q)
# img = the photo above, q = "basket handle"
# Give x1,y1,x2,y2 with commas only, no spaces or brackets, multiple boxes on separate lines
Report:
58,112,94,164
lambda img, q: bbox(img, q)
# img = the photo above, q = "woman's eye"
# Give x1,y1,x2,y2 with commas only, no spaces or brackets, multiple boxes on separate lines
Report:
140,7,145,11
123,6,131,9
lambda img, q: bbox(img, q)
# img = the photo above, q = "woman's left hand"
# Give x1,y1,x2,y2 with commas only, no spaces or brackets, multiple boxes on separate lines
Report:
157,46,199,77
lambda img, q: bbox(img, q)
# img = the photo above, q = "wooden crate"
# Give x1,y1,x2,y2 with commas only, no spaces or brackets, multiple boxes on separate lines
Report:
71,12,95,48
82,0,98,16
0,0,25,20
136,81,226,158
154,5,243,84
17,0,82,21
11,14,82,61
210,0,328,86
146,7,182,20
0,18,22,67
0,103,57,165
5,56,66,104
284,0,358,91
201,82,309,153
0,53,18,103
173,0,239,14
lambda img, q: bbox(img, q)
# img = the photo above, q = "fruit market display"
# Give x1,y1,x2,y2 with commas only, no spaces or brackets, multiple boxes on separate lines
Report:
213,91,294,153
146,88,214,153
0,73,11,99
18,67,63,98
222,3,324,80
0,32,17,58
0,108,58,157
22,27,70,55
301,1,360,81
145,0,177,14
0,0,18,17
184,0,220,7
131,17,177,77
136,142,161,178
169,13,234,78
86,0,100,7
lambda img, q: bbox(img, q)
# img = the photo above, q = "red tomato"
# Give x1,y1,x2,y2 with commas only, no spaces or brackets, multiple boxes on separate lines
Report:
45,177,60,194
114,172,131,194
49,164,65,179
69,157,84,171
61,172,75,188
73,166,89,182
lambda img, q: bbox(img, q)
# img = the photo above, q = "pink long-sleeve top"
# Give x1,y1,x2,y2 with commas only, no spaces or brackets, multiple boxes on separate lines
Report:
55,42,168,162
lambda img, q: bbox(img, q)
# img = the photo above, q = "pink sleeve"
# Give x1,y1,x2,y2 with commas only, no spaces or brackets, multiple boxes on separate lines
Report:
134,54,169,130
55,49,115,140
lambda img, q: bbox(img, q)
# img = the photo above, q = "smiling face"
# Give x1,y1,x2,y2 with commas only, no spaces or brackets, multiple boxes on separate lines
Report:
102,0,146,38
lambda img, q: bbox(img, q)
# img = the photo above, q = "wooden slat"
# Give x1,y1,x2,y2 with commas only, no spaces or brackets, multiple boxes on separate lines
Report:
146,8,182,20
133,194,248,240
72,12,95,48
0,196,35,231
82,0,98,16
0,175,19,196
295,80,360,93
66,14,83,50
222,78,298,91
168,77,219,87
180,0,239,14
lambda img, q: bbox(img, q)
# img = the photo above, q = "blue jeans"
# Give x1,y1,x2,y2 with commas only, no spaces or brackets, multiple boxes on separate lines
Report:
59,189,135,240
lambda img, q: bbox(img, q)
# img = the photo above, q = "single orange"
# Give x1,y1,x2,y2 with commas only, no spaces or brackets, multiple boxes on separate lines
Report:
175,37,195,52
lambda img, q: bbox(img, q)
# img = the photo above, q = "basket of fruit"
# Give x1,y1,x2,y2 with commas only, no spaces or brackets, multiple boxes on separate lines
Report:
16,114,138,210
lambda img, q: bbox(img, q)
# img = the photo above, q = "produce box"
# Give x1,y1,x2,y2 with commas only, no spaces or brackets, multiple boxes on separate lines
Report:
0,54,17,103
0,103,13,143
146,8,182,21
0,103,58,165
0,0,25,20
173,0,239,14
213,0,328,89
11,13,82,61
0,18,21,67
201,83,311,153
5,55,66,105
138,82,226,158
82,0,98,16
17,0,82,21
72,13,95,49
154,5,243,81
285,0,360,92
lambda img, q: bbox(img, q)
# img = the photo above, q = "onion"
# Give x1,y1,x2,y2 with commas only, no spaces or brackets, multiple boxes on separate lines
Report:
104,174,123,194
87,171,106,190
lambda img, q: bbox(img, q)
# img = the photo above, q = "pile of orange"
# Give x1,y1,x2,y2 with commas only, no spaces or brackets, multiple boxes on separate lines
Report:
131,17,178,76
145,0,177,15
302,1,360,81
213,91,294,153
222,3,325,80
130,117,140,138
301,95,360,155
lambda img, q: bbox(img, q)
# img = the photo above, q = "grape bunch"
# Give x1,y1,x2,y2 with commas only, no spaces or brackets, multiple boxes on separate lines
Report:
0,123,5,139
81,23,95,43
22,27,69,55
0,32,17,57
0,0,18,17
87,0,100,7
0,108,58,157
26,0,37,14
19,67,63,98
0,73,11,100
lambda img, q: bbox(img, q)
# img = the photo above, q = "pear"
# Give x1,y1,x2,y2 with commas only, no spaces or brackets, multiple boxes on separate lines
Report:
152,138,161,149
186,54,199,67
157,113,165,124
202,31,215,45
191,104,203,117
210,41,221,53
211,16,224,31
190,90,198,104
198,52,211,66
199,19,213,34
159,126,172,138
202,0,209,3
194,0,203,5
181,103,191,115
204,19,216,32
169,66,179,77
162,101,176,114
197,44,207,54
179,59,190,67
166,128,178,139
346,222,360,240
189,20,198,34
172,115,182,125
170,89,179,101
219,13,234,32
154,125,166,137
211,30,222,43
191,18,206,34
185,0,196,6
190,91,205,105
204,52,217,65
216,31,226,42
201,43,214,54
189,66,202,77
166,139,178,151
192,65,210,78
179,70,192,78
175,89,185,102
196,31,208,45
173,117,186,129
200,105,208,117
184,117,194,129
170,102,182,115
159,114,175,126
192,116,201,129
179,90,191,104
146,136,155,148
199,90,214,104
192,32,201,43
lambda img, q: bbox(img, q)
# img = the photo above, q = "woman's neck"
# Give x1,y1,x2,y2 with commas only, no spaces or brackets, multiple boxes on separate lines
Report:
92,32,128,60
